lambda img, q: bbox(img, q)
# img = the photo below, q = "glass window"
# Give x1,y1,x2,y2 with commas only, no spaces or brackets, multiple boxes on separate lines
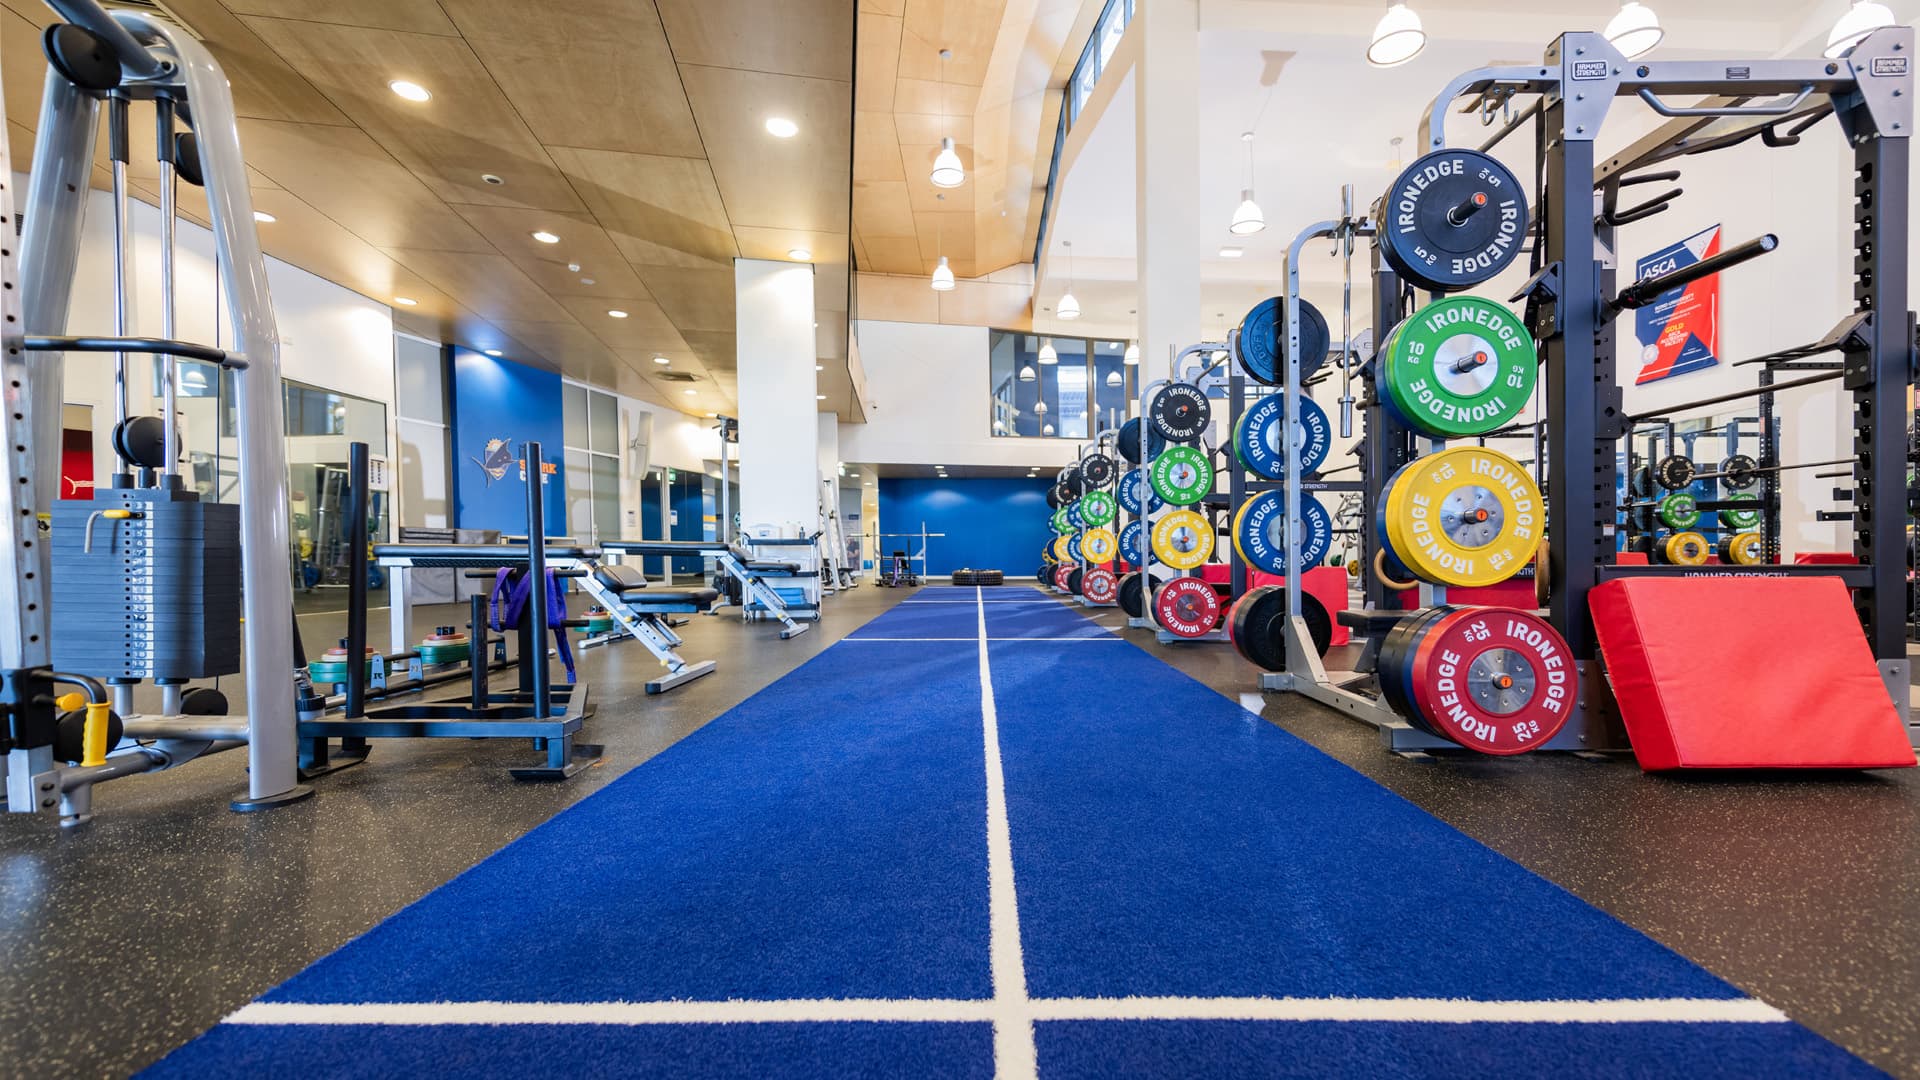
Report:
1090,339,1135,433
284,381,390,613
591,454,621,541
589,389,618,455
989,330,1108,440
394,335,445,424
562,382,589,450
564,448,593,541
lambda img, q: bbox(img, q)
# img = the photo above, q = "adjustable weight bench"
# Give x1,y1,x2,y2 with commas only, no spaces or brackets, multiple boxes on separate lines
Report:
573,562,721,694
601,540,813,639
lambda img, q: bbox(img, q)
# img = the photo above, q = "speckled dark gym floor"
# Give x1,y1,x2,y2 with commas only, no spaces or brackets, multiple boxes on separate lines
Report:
3,581,1916,1078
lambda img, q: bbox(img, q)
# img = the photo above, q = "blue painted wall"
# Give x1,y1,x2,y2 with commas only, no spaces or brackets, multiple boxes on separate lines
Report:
448,347,568,537
879,477,1053,576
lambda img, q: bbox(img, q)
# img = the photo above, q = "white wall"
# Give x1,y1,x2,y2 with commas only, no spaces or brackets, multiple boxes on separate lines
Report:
52,179,397,508
842,320,1082,470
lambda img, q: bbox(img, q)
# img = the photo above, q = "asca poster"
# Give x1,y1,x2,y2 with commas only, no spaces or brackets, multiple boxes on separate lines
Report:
1633,224,1722,384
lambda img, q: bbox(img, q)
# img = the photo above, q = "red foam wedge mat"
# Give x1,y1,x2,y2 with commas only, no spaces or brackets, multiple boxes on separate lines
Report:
1589,576,1916,770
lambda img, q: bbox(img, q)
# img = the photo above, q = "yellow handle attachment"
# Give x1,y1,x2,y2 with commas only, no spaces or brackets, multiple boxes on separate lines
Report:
81,701,111,767
55,691,87,713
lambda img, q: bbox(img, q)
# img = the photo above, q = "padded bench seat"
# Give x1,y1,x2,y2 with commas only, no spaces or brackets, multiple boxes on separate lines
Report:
639,588,721,608
600,540,725,555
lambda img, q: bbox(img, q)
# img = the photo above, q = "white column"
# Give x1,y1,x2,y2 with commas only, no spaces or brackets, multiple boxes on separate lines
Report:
1134,0,1202,388
735,258,817,534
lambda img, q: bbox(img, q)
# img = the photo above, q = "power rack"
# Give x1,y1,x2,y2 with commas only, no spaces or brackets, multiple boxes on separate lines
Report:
1262,28,1917,748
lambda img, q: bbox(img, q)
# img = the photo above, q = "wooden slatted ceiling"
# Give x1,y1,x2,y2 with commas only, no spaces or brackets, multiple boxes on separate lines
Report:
851,0,1098,285
0,0,856,417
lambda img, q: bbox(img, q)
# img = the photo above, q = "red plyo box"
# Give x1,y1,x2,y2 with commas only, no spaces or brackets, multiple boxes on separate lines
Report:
1589,576,1916,770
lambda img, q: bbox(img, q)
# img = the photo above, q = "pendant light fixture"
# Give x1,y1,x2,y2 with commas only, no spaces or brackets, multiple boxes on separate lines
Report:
1043,422,1056,436
1229,132,1265,236
1018,364,1037,382
1826,1,1895,58
1035,399,1049,415
930,48,966,188
931,195,956,291
1057,240,1081,320
1039,338,1058,365
1604,2,1663,59
1366,4,1426,68
1104,370,1123,388
1124,341,1140,365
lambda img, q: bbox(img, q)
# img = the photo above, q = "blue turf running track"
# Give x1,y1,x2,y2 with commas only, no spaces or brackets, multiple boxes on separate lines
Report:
147,585,1884,1078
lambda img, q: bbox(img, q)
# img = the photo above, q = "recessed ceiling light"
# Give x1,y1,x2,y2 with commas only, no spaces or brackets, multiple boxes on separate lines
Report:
788,247,811,260
765,117,799,138
393,296,417,306
481,173,505,186
608,309,629,319
531,230,560,244
566,262,581,273
683,389,697,396
652,356,670,365
1219,246,1244,258
253,211,276,224
484,349,502,357
816,394,827,400
389,80,431,102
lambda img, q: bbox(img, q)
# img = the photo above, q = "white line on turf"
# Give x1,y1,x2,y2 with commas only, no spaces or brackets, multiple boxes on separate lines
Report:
976,585,1038,1079
840,637,1121,643
224,996,1789,1028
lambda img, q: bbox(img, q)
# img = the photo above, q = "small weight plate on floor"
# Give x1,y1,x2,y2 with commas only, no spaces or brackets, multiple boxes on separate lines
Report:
1653,454,1695,491
1379,295,1537,437
1662,530,1710,566
1376,148,1529,293
1079,490,1117,528
1227,585,1332,672
1115,417,1166,465
1406,606,1573,755
1236,296,1331,385
1655,491,1699,530
1720,531,1765,566
1082,567,1118,604
1149,444,1214,506
1233,392,1332,479
1053,564,1074,590
1720,454,1760,490
1383,446,1542,588
1230,491,1331,575
1150,509,1214,570
1081,527,1118,564
1119,520,1145,565
1080,452,1116,489
1117,468,1165,517
1152,578,1220,639
1718,493,1761,529
1066,567,1085,595
1149,382,1212,443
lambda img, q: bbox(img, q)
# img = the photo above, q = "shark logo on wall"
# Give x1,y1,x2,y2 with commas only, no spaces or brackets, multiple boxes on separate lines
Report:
472,438,514,485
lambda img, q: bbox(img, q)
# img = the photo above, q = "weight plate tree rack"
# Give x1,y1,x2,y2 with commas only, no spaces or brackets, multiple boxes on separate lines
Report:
1254,193,1530,752
1071,431,1121,608
1426,30,1913,739
1131,344,1231,642
1621,415,1779,561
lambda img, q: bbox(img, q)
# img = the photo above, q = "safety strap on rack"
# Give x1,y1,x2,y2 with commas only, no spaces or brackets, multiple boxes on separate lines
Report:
488,567,575,684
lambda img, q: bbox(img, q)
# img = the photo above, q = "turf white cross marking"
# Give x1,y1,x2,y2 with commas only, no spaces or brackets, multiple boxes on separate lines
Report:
976,586,1038,1078
223,996,1789,1028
